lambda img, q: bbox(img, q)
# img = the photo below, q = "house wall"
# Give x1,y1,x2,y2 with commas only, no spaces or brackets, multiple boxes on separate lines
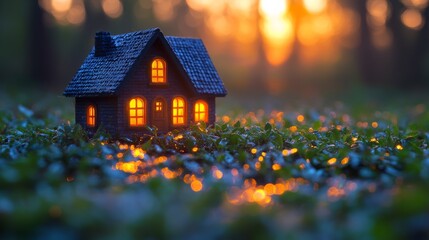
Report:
115,38,216,137
75,97,118,137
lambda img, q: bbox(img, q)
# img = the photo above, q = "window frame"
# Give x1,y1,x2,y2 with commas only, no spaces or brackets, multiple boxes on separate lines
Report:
194,100,209,123
128,97,147,127
86,104,96,127
171,96,186,126
150,58,167,85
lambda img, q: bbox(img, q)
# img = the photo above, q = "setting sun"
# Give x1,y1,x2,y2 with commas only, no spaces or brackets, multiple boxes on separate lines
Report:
259,0,288,17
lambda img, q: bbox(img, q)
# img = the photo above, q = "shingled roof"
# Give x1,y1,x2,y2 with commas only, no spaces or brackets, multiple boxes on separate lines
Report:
165,36,226,96
64,28,227,97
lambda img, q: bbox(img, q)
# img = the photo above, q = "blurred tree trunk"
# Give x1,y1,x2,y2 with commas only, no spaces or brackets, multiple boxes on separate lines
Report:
355,0,380,86
29,1,55,89
388,0,429,89
356,0,429,89
67,1,109,83
409,5,429,88
389,0,408,88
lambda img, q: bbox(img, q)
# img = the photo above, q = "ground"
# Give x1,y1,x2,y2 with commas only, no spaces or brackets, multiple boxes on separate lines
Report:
1,94,429,239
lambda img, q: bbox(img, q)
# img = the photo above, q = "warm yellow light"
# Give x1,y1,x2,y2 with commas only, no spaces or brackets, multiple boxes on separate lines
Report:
401,9,424,30
212,169,223,179
396,144,404,150
264,183,276,195
129,98,145,126
116,161,141,174
260,15,294,66
272,163,281,170
297,114,305,122
161,167,180,179
222,115,230,123
190,179,203,192
282,149,289,156
151,59,166,83
155,101,163,111
132,148,145,159
86,105,96,127
101,0,123,19
253,189,267,202
194,100,208,122
51,0,72,12
154,156,168,165
255,162,261,170
341,157,349,165
327,186,345,198
251,148,257,154
289,126,298,132
259,0,288,18
303,0,327,14
327,158,337,165
172,97,185,125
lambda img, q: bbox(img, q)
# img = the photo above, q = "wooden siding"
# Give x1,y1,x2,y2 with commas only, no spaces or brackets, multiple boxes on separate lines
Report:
115,37,215,137
75,36,219,138
75,97,118,136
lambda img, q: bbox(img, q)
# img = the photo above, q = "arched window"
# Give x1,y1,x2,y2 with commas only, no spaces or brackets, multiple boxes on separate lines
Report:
129,97,146,126
87,105,96,127
172,97,186,125
194,100,208,123
151,58,166,83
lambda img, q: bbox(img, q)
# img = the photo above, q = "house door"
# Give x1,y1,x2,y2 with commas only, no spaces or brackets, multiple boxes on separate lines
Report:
152,97,168,132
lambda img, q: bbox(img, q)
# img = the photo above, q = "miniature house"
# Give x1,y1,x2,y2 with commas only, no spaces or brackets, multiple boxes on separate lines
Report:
64,28,227,137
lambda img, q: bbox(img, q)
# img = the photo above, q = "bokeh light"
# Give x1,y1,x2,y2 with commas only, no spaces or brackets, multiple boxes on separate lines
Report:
401,8,424,30
102,0,123,19
303,0,327,14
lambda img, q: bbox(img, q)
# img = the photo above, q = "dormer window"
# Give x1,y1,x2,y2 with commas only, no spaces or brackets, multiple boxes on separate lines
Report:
151,58,166,84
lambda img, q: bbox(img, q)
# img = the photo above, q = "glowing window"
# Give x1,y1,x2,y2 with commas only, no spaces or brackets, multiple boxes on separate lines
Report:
172,97,185,125
151,58,166,83
129,97,146,127
87,105,96,127
194,100,208,123
154,99,165,119
155,101,163,112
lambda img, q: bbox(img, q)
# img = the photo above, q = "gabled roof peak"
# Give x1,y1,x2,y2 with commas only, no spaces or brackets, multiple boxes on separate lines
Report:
64,28,226,97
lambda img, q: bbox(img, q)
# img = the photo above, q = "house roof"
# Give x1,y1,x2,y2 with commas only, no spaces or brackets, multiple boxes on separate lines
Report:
63,28,227,97
165,37,226,96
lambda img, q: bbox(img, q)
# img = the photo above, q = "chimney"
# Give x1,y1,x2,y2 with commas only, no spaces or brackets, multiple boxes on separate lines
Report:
95,31,114,56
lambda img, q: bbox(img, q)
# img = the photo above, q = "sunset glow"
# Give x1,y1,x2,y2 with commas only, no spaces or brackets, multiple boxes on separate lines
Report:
259,0,288,17
303,0,327,14
39,0,428,69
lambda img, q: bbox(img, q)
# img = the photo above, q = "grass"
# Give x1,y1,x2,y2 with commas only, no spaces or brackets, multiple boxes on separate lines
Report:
1,97,429,239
